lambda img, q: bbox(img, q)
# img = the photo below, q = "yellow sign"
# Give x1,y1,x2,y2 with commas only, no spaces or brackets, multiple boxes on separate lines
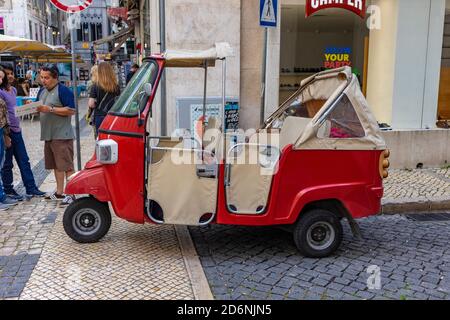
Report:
82,42,90,49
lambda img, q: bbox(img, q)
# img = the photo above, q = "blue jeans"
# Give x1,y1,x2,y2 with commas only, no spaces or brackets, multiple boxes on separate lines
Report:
0,127,6,201
1,131,37,194
94,115,105,138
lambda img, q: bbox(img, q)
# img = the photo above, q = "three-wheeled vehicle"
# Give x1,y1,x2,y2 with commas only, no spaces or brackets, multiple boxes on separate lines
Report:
64,43,389,258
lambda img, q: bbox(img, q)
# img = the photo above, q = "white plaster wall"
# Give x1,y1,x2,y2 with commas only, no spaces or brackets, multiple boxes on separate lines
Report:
240,0,264,130
391,0,444,129
421,0,446,129
164,0,241,134
0,0,27,38
366,0,399,126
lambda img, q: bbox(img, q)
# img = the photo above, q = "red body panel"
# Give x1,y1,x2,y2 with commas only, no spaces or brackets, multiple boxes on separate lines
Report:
65,57,384,227
216,146,383,226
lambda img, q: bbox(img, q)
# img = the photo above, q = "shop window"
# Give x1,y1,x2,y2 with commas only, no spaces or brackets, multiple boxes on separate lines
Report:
318,95,365,139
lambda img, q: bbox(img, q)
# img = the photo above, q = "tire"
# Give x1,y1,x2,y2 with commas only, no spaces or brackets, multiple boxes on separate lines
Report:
293,209,343,258
63,198,112,244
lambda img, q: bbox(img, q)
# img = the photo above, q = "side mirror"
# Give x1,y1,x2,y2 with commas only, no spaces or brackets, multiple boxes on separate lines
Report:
144,83,153,96
137,83,153,127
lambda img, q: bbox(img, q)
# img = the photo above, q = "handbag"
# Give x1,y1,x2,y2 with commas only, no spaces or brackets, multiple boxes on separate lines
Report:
96,91,111,114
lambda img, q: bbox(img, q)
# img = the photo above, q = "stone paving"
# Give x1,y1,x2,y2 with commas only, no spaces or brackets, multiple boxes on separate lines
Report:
0,100,200,300
1,97,450,300
20,214,194,300
190,215,450,300
384,168,450,201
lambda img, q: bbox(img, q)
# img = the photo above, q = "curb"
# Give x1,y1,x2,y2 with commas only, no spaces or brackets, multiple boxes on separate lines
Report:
382,198,450,215
175,225,214,300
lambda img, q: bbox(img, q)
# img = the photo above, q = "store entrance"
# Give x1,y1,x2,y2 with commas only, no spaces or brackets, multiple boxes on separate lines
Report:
280,5,369,105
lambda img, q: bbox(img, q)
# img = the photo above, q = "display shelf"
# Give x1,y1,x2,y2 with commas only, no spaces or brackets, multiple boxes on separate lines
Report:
280,72,315,76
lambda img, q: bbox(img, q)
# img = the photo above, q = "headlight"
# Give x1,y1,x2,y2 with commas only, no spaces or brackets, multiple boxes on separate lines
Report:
96,139,118,164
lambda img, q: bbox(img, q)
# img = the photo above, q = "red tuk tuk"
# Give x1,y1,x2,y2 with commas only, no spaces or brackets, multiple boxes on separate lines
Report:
64,43,389,258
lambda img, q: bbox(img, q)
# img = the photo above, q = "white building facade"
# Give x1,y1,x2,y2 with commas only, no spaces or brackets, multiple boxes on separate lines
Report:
0,0,67,45
147,0,450,168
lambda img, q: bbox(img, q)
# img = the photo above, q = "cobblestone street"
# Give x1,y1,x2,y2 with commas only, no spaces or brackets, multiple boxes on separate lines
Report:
0,101,450,300
190,215,450,300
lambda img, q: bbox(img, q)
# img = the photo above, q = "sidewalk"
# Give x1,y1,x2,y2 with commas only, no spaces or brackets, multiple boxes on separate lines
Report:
18,125,212,300
1,100,449,299
382,168,450,214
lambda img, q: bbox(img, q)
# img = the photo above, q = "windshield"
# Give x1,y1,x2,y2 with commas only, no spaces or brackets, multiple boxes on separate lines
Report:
109,61,159,116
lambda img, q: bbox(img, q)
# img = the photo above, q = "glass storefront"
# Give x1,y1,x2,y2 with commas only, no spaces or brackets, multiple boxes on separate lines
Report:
280,5,369,105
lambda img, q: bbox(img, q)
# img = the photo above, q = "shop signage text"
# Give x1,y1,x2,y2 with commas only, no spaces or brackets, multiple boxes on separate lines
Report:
306,0,366,18
324,47,352,69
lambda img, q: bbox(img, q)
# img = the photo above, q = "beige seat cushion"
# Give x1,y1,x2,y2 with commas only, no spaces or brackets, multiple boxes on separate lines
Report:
279,116,311,150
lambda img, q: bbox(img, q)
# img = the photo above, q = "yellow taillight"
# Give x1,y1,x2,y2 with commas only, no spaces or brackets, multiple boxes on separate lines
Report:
380,150,390,179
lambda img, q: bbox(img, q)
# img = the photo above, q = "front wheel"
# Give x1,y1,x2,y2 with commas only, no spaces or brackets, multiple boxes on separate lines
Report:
63,198,112,243
293,209,343,258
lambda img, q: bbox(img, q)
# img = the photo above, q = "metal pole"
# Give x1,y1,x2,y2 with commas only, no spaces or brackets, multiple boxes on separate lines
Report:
202,62,208,130
221,59,227,158
71,18,82,171
159,0,167,136
260,28,268,127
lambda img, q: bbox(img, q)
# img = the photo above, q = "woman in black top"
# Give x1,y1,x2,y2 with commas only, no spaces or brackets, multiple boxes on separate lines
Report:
88,62,120,137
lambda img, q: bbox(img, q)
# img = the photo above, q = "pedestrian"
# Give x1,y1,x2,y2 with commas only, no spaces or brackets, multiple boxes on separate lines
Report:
0,64,45,200
126,63,139,85
36,65,75,205
16,78,30,97
89,62,120,137
0,67,18,210
85,65,98,126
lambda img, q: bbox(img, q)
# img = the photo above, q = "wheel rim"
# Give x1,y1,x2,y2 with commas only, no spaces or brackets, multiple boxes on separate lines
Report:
72,209,101,236
306,221,335,251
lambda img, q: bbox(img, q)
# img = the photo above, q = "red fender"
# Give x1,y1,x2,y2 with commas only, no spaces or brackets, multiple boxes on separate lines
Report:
288,183,382,222
65,167,112,203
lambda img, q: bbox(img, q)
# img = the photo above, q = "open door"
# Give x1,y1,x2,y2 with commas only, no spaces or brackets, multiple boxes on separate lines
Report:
146,139,218,226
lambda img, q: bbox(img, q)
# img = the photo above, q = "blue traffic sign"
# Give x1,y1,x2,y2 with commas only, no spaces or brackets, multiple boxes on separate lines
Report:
260,0,278,28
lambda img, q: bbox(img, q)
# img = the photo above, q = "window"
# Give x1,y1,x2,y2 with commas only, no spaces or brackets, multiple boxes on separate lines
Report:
109,61,159,116
317,94,365,139
96,24,102,41
83,22,89,42
90,23,96,41
77,27,83,41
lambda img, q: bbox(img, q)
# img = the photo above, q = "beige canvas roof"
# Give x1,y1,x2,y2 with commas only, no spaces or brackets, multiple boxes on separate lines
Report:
164,42,234,68
295,68,387,151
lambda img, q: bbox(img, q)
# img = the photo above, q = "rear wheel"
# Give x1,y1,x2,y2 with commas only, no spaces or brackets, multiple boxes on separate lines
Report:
63,198,111,244
293,209,343,258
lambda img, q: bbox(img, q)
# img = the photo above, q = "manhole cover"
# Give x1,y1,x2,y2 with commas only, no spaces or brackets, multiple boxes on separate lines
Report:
406,213,450,222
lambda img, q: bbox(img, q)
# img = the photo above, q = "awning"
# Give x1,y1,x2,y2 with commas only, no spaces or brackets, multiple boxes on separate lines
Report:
27,53,85,64
0,35,53,53
164,42,234,68
93,26,134,46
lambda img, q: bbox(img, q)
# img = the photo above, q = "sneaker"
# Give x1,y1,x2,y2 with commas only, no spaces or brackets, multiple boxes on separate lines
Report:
0,203,10,211
60,195,75,206
1,197,19,206
45,192,65,201
26,188,46,198
5,190,24,201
